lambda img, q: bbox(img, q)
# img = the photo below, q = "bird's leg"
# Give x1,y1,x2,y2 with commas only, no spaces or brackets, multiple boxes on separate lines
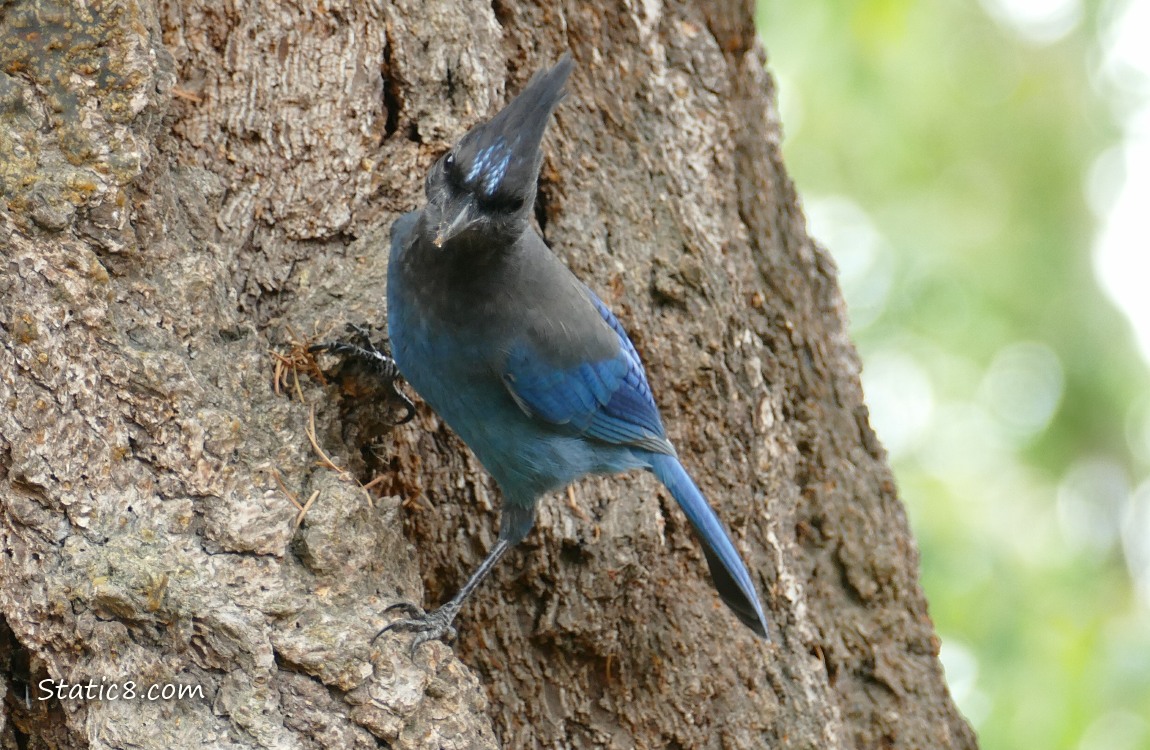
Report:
376,538,512,653
310,323,415,424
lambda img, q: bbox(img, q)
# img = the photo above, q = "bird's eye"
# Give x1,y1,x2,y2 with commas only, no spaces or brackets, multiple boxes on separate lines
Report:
444,152,455,170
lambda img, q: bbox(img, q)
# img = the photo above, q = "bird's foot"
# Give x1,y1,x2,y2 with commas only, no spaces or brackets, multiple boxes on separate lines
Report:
374,601,462,656
310,324,415,424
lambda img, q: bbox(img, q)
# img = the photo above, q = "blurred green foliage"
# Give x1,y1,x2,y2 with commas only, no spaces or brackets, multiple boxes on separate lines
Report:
755,0,1150,747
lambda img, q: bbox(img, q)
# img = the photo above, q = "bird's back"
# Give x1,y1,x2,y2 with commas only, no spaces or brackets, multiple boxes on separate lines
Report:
387,216,647,502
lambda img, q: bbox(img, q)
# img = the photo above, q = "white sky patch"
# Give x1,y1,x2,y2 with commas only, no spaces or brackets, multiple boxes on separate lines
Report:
1092,0,1150,366
1092,131,1150,363
979,0,1083,44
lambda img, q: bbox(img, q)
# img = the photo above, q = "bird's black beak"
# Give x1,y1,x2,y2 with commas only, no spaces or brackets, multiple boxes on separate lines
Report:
434,197,478,247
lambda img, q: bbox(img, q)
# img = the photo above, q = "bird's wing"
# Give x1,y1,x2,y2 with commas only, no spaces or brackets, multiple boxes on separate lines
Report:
501,288,674,455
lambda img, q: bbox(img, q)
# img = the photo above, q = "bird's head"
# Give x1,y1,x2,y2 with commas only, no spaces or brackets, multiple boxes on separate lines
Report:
424,54,573,248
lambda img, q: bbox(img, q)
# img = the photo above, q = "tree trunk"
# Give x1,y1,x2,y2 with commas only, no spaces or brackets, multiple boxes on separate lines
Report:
0,0,977,748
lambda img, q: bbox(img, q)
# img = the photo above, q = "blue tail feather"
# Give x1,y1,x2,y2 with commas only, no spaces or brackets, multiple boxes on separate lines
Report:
649,453,769,639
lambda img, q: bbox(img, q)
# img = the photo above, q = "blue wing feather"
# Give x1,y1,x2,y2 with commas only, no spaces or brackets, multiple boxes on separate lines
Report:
502,288,673,454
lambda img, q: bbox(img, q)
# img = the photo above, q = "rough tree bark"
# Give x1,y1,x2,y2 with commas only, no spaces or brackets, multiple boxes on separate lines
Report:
0,0,978,747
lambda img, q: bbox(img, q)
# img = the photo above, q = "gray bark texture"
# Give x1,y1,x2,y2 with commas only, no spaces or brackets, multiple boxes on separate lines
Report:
0,0,979,748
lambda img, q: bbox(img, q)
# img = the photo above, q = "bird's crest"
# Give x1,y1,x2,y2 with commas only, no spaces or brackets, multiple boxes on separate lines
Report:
466,136,517,196
451,54,573,203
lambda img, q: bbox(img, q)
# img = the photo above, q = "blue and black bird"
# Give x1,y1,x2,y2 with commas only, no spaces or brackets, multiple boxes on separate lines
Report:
359,54,769,646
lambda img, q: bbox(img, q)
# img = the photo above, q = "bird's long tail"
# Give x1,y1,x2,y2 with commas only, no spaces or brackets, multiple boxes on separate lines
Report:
649,453,770,639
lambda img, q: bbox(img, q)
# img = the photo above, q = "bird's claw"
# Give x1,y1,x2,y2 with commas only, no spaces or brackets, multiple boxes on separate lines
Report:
310,322,376,352
382,601,424,618
373,601,461,656
310,324,416,425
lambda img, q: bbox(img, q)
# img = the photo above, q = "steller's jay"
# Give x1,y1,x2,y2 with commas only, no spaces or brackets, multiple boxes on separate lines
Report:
328,53,769,648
